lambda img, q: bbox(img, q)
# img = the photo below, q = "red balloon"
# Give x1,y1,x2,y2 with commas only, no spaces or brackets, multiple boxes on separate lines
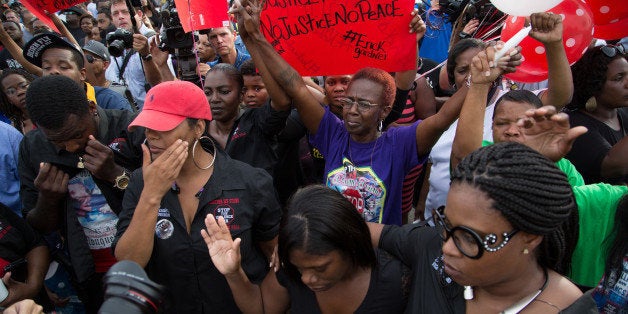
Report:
594,18,628,40
587,0,628,26
505,66,549,83
501,0,594,82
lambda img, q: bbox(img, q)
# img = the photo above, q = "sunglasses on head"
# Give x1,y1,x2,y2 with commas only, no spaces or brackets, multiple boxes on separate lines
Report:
601,44,626,58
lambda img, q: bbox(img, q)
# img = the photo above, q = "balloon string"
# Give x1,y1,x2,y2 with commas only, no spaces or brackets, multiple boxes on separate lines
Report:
476,15,506,40
475,12,505,39
415,59,447,80
473,6,494,37
478,18,506,41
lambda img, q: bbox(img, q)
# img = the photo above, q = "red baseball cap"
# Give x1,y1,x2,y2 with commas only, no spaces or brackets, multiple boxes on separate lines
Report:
129,81,212,131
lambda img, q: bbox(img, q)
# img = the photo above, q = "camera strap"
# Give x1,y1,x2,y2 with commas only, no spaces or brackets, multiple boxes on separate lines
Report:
117,50,136,83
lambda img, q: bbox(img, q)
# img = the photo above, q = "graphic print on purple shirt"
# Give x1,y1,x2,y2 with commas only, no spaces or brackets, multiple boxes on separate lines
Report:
327,157,387,222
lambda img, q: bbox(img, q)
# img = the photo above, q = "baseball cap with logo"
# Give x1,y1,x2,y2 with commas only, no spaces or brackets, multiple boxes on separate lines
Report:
128,81,212,132
23,33,83,67
83,40,111,60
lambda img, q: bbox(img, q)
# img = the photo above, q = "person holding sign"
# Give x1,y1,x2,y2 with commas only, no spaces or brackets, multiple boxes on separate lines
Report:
233,0,518,226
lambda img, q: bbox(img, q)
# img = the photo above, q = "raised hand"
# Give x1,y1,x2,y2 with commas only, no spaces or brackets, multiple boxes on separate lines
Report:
232,0,264,41
83,135,120,182
469,45,505,85
410,10,427,40
34,163,69,202
528,12,563,44
201,214,242,276
517,106,588,161
141,139,188,198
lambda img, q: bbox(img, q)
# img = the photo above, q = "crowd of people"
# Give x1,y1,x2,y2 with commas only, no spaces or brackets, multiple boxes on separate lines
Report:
0,0,626,313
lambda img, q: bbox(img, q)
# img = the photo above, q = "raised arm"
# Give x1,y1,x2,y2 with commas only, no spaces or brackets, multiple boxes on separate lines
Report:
450,45,505,169
236,0,324,134
528,12,573,109
0,25,42,76
420,44,521,159
201,214,264,314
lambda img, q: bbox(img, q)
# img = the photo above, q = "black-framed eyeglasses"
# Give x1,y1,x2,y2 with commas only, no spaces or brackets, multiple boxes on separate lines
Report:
601,44,626,58
337,97,379,112
4,82,29,96
433,207,518,259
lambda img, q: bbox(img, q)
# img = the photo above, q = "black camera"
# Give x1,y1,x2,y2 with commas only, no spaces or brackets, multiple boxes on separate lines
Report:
158,0,201,86
106,28,134,57
99,260,165,314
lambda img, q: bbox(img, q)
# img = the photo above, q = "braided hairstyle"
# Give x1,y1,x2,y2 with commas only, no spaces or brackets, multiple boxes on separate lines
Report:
451,142,579,274
568,45,627,110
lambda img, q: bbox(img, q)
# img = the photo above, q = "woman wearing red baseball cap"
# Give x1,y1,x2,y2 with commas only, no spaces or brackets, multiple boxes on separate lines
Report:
112,80,282,313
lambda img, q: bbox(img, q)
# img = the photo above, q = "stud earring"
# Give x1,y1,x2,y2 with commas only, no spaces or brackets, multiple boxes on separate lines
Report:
523,248,529,255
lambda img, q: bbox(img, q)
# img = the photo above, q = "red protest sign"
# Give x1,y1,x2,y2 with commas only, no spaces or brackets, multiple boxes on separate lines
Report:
21,0,86,15
260,0,416,76
20,0,87,33
174,0,230,33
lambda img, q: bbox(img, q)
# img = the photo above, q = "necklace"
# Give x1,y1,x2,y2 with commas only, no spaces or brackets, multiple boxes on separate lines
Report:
464,268,549,314
347,133,381,171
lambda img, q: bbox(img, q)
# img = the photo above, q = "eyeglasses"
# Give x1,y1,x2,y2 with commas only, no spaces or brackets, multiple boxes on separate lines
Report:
85,55,103,64
337,97,379,112
5,82,29,96
433,207,518,259
601,44,626,58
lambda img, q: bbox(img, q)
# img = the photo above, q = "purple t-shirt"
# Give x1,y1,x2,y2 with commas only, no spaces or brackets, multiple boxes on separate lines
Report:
310,107,423,225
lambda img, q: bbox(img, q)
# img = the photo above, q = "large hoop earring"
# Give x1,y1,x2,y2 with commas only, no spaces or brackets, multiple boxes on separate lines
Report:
585,96,597,112
192,136,216,170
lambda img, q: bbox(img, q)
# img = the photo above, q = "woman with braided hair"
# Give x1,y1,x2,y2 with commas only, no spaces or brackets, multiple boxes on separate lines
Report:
369,142,597,313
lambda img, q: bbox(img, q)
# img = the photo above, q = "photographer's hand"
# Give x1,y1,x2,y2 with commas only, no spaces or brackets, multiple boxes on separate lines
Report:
133,33,150,57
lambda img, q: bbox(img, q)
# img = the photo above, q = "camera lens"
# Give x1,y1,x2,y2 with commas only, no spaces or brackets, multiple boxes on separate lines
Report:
108,40,125,57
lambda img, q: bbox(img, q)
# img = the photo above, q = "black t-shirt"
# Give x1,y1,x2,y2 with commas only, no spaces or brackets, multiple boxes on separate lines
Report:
225,100,290,176
0,203,44,271
0,48,24,70
275,249,410,313
113,145,281,314
565,108,627,185
379,224,464,313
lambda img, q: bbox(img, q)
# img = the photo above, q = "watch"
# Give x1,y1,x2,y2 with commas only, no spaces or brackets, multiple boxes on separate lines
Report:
141,53,153,61
114,169,130,190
